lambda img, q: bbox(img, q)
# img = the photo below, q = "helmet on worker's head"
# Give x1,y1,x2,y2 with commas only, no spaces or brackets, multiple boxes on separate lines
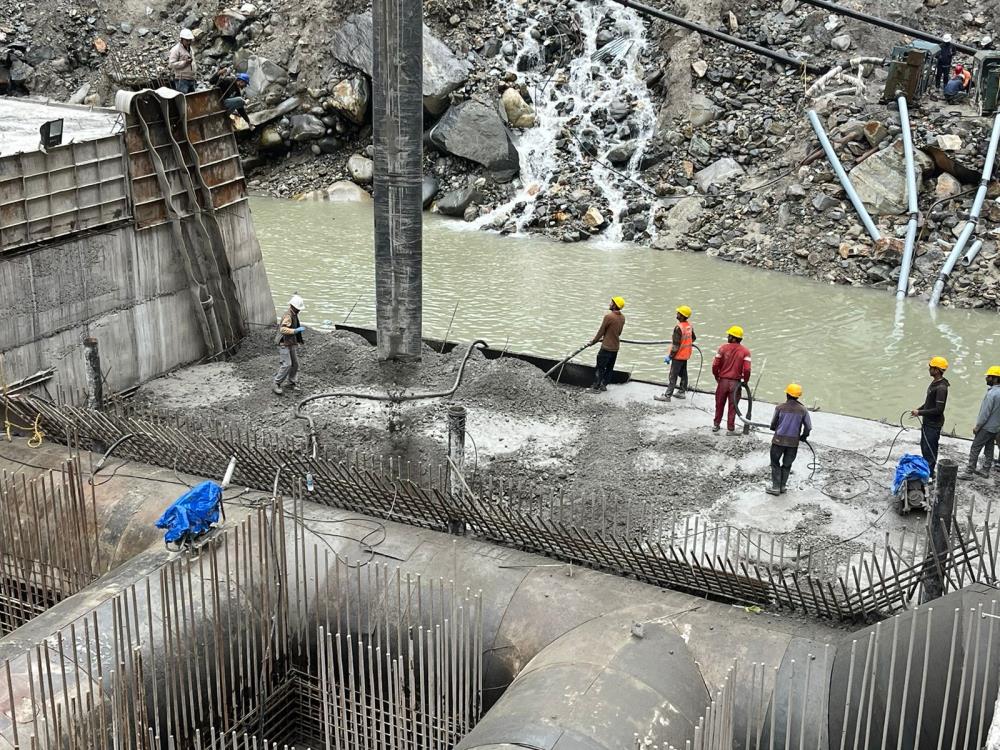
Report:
726,325,744,340
943,33,953,43
289,294,305,311
611,296,625,310
785,383,803,399
928,356,949,371
955,64,964,73
986,365,1000,378
236,73,250,83
676,305,692,318
179,28,195,40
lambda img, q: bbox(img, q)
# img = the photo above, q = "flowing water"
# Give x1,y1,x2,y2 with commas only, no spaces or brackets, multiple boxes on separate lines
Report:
252,197,1000,435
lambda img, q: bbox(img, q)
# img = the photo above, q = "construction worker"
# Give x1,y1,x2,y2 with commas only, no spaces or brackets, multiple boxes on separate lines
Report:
766,384,812,496
711,326,751,435
168,29,197,93
589,296,625,392
936,34,955,90
273,294,306,396
654,305,696,402
956,63,973,90
911,356,950,478
959,366,1000,480
209,67,252,125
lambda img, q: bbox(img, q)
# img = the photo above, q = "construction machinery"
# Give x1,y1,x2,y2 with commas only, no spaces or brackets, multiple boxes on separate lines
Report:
974,50,1000,114
882,40,941,102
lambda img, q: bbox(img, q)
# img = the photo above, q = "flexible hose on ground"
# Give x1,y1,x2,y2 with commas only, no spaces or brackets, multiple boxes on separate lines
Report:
294,339,489,457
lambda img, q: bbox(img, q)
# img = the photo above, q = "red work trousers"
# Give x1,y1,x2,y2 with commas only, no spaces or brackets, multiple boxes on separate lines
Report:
714,378,742,431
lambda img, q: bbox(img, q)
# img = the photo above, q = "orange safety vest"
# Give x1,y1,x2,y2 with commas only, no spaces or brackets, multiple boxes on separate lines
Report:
676,321,693,360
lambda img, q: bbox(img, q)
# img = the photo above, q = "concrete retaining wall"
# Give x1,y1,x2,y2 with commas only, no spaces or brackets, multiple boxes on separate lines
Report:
0,199,274,396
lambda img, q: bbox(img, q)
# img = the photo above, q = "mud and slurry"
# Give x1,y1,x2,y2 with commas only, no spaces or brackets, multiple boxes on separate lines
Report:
137,327,997,561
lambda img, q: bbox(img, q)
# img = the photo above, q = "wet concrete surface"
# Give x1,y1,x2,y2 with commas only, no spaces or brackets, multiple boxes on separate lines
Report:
0,98,119,156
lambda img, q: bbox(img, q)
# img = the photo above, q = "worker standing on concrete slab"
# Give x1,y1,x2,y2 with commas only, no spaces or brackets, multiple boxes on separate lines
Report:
273,294,306,396
654,305,696,402
588,297,625,392
168,29,197,93
959,366,1000,480
911,356,950,478
766,384,811,496
711,326,751,435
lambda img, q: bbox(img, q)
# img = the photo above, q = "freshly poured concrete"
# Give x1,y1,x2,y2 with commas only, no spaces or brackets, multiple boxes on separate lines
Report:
0,98,119,156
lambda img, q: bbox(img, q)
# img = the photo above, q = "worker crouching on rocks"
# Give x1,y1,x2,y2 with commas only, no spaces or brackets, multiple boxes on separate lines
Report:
273,294,306,396
711,326,751,435
959,366,1000,480
588,296,625,392
654,305,695,402
766,384,812,496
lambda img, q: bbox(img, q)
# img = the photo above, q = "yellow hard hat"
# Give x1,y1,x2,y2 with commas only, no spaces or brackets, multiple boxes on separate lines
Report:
726,325,744,339
785,383,803,398
929,356,949,371
986,365,1000,377
611,296,625,310
676,305,692,318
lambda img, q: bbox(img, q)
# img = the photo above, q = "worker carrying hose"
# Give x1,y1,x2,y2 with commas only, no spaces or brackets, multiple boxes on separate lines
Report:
959,365,1000,480
588,297,626,392
911,356,950,479
273,294,306,396
711,326,751,435
765,384,812,496
654,305,696,403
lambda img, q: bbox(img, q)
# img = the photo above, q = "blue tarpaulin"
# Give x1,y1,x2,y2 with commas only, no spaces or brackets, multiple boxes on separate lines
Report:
892,454,931,495
155,481,222,544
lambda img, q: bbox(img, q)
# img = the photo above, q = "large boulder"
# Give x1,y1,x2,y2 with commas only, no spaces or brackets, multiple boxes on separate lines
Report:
258,127,285,151
296,181,372,202
348,154,374,184
849,141,933,215
436,185,483,217
244,55,288,97
652,196,704,251
329,11,470,115
248,96,300,127
214,9,248,37
325,76,369,124
289,114,326,142
693,157,745,192
429,100,519,181
422,175,440,208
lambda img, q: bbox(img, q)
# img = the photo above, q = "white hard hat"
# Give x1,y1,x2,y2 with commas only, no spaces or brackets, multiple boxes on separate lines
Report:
942,33,952,43
179,28,195,40
289,294,305,311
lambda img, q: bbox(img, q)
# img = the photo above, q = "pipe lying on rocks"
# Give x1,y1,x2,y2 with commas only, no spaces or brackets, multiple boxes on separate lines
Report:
796,0,978,55
807,109,881,242
930,239,983,307
896,96,919,300
962,238,984,268
931,112,1000,308
805,57,884,98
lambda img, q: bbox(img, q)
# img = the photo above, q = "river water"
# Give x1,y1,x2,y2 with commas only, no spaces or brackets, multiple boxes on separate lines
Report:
250,196,998,433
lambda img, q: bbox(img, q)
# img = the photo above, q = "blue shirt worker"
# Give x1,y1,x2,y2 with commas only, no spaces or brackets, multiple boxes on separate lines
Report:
766,383,812,495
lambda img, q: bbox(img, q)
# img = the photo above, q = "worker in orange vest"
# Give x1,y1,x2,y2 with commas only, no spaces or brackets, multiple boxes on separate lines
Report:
655,305,696,402
711,325,752,435
956,63,972,90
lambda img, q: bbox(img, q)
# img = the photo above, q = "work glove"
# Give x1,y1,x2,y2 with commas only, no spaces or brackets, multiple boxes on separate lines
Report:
294,326,305,333
663,355,672,364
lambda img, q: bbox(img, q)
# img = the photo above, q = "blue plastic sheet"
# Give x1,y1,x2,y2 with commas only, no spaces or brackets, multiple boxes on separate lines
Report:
155,481,222,544
892,454,930,495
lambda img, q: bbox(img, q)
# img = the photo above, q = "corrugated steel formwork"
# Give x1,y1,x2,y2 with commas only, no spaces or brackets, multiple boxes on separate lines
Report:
0,135,130,255
123,89,247,229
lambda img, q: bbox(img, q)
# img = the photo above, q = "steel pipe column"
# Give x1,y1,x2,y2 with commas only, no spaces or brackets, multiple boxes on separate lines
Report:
373,0,423,360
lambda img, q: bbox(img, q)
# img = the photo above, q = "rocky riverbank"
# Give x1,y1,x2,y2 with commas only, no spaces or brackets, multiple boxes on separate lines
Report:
3,0,1000,308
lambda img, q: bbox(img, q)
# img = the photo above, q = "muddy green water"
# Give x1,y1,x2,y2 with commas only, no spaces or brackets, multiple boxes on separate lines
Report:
250,196,999,433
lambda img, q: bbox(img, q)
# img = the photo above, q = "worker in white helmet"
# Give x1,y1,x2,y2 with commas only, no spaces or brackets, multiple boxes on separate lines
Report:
168,28,197,94
273,294,306,396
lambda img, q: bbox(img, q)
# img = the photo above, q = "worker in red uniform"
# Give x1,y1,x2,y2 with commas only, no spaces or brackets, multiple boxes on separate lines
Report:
654,305,696,402
711,325,751,435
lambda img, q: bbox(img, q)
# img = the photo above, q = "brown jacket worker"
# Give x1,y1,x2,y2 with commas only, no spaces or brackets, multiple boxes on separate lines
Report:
273,294,306,396
766,384,812,495
589,297,625,392
911,356,950,478
655,305,695,402
168,28,197,93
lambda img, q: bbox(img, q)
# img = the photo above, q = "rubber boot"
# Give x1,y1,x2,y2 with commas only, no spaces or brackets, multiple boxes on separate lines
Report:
959,463,977,480
272,383,284,396
712,424,720,433
779,467,791,494
674,390,686,399
765,466,781,496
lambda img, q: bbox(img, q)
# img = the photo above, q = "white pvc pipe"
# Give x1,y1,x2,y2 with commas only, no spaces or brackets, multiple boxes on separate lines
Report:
961,238,984,267
896,96,919,299
807,109,881,242
930,112,1000,307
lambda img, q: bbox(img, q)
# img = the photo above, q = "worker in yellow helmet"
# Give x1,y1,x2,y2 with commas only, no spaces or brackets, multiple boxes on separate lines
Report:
959,366,1000,480
911,356,950,478
655,305,696,403
765,384,812,495
711,325,751,435
588,296,626,392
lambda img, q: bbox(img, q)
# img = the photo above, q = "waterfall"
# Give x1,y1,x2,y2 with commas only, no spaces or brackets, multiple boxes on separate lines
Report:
472,0,660,244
